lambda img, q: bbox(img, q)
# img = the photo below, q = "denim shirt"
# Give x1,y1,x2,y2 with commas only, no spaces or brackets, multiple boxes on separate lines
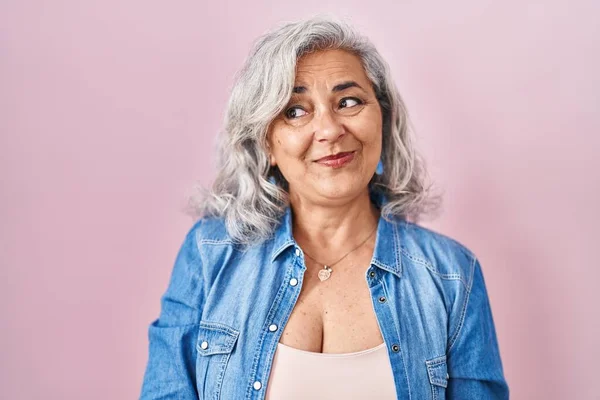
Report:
140,204,509,399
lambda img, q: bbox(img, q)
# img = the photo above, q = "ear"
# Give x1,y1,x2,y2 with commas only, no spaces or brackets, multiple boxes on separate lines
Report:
265,134,277,166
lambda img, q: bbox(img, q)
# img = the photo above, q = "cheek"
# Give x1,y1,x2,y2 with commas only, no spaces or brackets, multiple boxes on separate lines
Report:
274,130,311,159
352,110,382,147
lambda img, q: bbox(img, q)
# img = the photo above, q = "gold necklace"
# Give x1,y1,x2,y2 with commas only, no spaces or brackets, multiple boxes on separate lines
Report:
301,224,378,282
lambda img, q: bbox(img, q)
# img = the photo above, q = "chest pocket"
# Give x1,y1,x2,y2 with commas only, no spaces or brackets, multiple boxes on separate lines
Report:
196,320,239,400
425,355,449,400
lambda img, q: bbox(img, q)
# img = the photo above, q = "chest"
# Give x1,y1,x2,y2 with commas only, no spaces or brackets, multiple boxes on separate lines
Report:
196,243,454,400
278,252,385,353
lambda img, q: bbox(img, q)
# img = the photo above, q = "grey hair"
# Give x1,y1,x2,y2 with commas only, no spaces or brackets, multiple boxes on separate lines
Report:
184,14,442,245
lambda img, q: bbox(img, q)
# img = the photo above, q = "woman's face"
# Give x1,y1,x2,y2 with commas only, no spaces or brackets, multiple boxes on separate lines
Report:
267,49,382,206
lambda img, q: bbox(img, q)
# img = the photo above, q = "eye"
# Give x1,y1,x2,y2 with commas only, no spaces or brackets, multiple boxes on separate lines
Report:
339,97,363,109
285,106,308,119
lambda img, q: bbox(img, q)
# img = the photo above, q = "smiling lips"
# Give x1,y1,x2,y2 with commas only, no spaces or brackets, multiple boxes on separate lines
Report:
315,151,356,168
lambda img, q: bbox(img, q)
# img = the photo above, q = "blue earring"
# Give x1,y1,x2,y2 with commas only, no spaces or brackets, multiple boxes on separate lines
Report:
375,159,384,175
268,175,276,185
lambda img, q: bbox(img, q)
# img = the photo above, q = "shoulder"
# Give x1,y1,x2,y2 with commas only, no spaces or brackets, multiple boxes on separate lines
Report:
396,220,478,290
176,216,238,272
177,215,249,282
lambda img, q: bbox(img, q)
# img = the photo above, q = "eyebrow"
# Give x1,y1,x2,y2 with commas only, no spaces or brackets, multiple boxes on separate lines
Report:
292,81,365,94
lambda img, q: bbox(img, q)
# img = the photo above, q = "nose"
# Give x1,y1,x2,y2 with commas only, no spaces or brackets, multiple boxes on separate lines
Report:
314,108,345,143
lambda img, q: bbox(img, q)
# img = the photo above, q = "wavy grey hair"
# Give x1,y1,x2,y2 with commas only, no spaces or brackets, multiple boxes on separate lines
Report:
185,15,442,245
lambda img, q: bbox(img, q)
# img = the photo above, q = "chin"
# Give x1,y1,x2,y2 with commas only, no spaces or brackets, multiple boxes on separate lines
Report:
314,181,366,200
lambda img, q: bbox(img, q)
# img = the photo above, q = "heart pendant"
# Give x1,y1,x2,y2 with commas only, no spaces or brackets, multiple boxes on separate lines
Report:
318,266,332,282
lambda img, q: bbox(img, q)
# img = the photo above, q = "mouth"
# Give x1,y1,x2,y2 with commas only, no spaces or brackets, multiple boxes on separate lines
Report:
314,151,356,168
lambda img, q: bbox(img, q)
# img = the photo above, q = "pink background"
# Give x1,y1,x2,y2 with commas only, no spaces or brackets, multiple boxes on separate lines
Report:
1,1,598,399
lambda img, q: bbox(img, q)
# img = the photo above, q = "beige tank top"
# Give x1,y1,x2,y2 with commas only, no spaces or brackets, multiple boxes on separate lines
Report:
265,341,397,399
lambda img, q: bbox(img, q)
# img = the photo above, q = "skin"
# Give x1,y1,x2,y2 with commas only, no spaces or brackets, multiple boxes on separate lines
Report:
267,49,386,353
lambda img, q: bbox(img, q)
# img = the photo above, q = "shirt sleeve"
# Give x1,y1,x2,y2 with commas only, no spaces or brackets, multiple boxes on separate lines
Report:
446,256,510,399
139,223,205,399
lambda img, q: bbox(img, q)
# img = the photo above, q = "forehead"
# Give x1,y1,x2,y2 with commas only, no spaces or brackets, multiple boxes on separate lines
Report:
294,49,370,85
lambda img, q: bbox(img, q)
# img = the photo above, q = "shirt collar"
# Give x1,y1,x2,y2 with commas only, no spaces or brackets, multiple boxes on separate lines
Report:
269,205,296,262
269,204,403,278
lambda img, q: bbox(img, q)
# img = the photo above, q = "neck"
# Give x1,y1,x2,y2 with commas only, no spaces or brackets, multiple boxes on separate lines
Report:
289,189,380,261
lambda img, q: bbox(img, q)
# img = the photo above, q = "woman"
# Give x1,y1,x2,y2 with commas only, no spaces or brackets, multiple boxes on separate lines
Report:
140,16,509,400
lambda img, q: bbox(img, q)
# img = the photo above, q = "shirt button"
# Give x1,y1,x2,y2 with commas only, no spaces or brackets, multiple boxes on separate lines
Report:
295,248,301,257
200,341,208,350
253,381,262,390
269,324,278,332
369,270,376,278
378,296,387,303
289,278,298,286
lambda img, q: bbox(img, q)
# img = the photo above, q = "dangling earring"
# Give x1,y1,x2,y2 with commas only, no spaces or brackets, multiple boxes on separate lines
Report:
267,149,277,185
375,159,384,175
